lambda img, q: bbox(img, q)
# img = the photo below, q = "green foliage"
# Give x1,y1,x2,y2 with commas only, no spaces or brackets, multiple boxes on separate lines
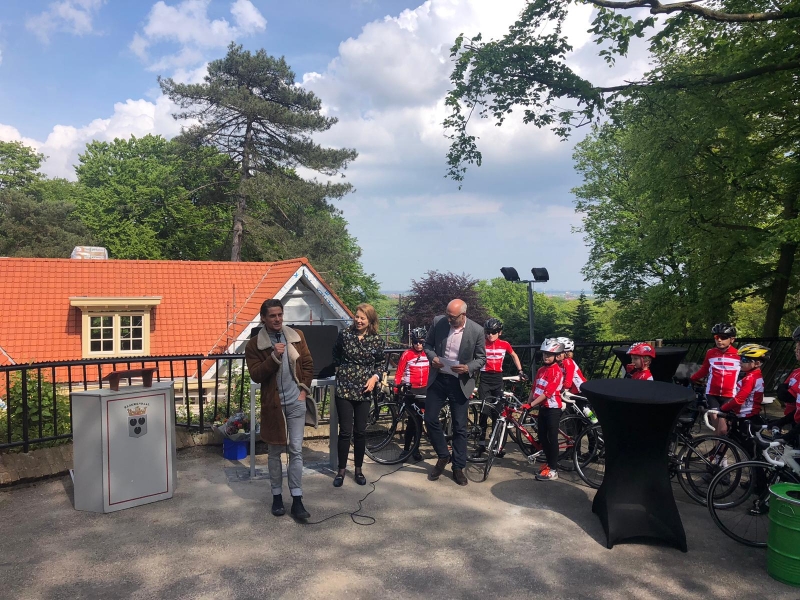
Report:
74,134,234,260
397,271,488,340
444,0,800,182
160,43,357,262
1,371,72,450
475,277,557,345
0,140,44,190
0,185,93,258
570,291,601,342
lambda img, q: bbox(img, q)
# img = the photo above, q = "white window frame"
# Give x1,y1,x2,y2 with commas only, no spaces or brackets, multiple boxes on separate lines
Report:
70,297,161,359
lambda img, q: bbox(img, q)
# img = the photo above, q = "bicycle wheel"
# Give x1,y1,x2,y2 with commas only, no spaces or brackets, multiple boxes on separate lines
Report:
481,420,506,482
707,461,793,547
556,414,585,471
466,400,492,464
364,402,419,465
515,408,540,458
676,434,749,505
573,424,605,489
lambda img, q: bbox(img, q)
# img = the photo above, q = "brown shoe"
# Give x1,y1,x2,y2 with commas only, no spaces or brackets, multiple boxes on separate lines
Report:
453,468,468,486
428,455,451,480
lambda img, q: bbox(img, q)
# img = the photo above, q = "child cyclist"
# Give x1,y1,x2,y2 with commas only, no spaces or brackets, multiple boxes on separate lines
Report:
472,318,525,458
394,327,430,461
625,342,655,380
527,338,565,481
556,337,586,393
691,323,740,436
776,326,800,420
720,344,768,455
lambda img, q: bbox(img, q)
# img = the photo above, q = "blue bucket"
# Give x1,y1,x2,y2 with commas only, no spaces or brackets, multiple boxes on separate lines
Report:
223,438,248,460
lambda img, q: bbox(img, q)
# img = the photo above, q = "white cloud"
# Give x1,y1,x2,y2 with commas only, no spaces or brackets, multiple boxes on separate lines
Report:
0,96,183,180
26,0,105,44
131,0,266,72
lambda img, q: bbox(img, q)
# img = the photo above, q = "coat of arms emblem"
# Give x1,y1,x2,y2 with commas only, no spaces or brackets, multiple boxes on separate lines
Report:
127,405,147,438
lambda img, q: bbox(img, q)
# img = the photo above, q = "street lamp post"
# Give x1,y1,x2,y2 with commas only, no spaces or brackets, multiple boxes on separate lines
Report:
501,266,550,375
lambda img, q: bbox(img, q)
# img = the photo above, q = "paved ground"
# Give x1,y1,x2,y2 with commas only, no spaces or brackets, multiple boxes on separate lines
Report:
1,441,798,600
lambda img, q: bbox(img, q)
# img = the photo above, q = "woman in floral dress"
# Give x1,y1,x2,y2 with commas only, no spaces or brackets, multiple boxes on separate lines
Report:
332,303,386,487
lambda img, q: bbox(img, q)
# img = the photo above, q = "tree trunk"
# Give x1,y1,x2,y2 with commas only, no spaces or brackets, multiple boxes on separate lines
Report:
763,189,799,336
230,124,253,262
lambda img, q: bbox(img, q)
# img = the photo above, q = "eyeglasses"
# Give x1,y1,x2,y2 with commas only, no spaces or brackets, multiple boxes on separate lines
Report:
740,357,753,363
446,313,464,322
485,330,500,335
714,335,731,340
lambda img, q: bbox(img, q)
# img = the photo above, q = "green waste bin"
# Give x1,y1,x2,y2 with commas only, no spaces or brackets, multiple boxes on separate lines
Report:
768,483,800,587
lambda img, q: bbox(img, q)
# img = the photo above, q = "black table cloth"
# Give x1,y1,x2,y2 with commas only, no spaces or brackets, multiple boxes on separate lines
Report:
611,346,688,383
582,379,694,551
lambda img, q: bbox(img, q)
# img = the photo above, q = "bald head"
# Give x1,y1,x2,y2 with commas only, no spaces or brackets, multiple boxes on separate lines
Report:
447,299,467,315
445,299,467,327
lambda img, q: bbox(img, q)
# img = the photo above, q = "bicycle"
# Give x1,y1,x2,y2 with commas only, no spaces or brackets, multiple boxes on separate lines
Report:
572,393,749,505
706,429,800,547
364,386,483,465
477,394,580,482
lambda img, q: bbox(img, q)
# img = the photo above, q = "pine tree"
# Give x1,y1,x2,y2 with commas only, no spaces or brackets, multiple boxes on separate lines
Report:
571,291,600,342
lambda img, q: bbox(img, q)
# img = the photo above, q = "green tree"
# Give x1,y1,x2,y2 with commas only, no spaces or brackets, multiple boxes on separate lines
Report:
0,140,45,190
160,43,357,261
0,185,93,258
443,0,800,181
570,292,601,342
397,271,488,338
74,135,234,260
476,277,557,345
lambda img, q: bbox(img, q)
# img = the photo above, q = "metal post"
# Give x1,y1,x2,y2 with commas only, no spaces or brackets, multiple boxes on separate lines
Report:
527,281,536,376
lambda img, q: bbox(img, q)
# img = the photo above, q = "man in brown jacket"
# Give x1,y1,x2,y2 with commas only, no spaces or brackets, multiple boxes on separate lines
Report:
245,299,316,520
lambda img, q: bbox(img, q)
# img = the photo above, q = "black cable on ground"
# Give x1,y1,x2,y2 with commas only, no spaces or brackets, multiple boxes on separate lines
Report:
300,457,423,526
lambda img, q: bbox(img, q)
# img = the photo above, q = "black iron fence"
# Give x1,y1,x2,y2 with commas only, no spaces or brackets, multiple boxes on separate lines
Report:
1,337,796,453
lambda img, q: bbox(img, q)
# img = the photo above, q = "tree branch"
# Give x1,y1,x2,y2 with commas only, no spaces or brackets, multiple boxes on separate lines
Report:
588,0,800,23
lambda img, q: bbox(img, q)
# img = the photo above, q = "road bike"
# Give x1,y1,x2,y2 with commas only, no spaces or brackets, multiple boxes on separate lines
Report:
477,394,581,482
706,429,800,547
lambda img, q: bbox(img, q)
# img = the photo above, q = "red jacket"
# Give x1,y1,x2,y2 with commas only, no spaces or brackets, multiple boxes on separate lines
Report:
690,346,740,398
783,367,800,417
534,362,564,409
721,368,764,418
561,357,586,393
625,364,653,381
482,339,514,373
394,349,429,388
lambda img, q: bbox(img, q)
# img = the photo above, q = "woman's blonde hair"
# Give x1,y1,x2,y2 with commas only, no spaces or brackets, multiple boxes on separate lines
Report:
354,303,379,336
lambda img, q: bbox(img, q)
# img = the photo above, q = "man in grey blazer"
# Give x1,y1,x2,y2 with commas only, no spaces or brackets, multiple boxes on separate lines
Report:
424,298,486,485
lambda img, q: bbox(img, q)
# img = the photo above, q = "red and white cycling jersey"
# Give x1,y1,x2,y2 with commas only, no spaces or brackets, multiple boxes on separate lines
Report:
721,369,764,418
561,357,586,393
784,367,800,417
482,339,514,373
533,362,564,409
394,349,429,388
630,368,653,381
690,346,740,398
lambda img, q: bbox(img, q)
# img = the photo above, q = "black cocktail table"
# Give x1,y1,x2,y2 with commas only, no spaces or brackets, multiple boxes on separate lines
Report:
582,379,694,551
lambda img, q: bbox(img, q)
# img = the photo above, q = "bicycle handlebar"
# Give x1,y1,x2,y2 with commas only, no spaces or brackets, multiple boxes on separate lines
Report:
503,375,521,382
756,429,786,467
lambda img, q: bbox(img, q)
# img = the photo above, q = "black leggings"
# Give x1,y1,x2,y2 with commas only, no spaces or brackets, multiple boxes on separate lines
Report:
538,406,561,470
336,396,371,469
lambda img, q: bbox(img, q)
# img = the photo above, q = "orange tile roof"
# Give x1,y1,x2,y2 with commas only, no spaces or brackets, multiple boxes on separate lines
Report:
0,257,350,369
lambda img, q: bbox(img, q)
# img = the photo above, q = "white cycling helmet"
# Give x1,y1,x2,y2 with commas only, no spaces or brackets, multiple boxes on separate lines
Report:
556,336,574,352
540,338,565,354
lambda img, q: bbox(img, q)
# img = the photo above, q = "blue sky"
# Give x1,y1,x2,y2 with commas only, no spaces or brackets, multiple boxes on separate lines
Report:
0,1,652,292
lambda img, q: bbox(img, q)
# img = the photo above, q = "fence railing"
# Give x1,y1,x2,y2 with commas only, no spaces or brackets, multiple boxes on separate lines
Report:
1,337,795,453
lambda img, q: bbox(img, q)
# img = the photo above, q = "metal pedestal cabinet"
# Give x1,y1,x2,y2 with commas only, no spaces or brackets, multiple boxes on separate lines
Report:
71,381,177,513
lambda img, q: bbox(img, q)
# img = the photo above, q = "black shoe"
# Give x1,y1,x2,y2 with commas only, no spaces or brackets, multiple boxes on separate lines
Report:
271,494,285,517
333,472,345,487
354,471,367,486
412,451,423,461
291,496,310,520
453,468,468,486
429,455,451,481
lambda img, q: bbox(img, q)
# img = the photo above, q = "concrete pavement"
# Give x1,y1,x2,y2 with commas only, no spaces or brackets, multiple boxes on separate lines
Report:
0,441,798,600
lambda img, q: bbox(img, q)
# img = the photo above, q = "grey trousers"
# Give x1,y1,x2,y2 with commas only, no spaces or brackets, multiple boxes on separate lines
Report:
268,399,306,497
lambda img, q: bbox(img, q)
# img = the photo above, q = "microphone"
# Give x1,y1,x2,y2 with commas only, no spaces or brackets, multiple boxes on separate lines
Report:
275,331,281,343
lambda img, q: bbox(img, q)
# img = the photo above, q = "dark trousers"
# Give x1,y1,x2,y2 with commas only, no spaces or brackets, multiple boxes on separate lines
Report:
336,395,371,469
538,406,561,470
425,374,469,468
477,372,503,442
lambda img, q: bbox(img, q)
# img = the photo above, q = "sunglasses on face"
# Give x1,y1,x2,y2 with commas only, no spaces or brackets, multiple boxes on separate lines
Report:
740,357,753,364
485,330,500,335
714,335,731,341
